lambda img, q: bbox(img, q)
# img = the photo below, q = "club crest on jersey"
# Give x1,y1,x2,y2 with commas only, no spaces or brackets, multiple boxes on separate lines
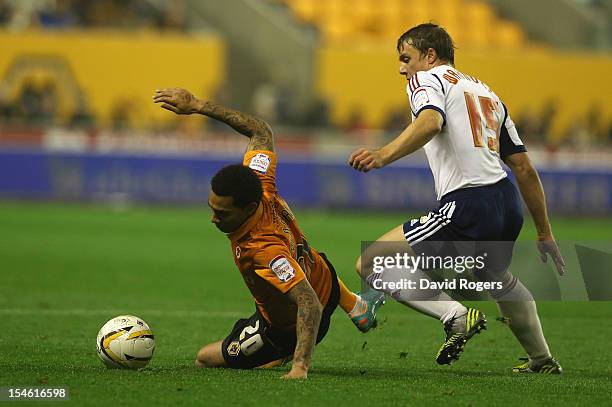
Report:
235,245,241,259
269,255,295,282
248,153,270,174
227,341,240,356
412,88,430,110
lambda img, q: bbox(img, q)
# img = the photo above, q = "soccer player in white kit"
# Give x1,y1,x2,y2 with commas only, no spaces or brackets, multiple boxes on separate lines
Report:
350,23,565,373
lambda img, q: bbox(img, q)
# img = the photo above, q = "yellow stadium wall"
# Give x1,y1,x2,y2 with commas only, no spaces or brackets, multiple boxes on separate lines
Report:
0,30,225,129
317,45,612,140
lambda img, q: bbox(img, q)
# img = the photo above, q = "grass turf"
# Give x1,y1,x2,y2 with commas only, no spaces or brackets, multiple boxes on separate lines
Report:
0,200,611,406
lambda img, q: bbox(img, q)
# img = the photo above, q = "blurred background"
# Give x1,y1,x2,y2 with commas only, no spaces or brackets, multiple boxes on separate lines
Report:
0,0,610,214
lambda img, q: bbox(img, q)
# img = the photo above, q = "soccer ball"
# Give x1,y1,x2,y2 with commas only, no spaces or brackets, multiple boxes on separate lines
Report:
96,315,155,369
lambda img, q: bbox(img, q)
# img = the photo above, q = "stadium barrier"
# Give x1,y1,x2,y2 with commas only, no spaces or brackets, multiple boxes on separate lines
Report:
0,30,225,128
317,46,612,138
1,149,610,214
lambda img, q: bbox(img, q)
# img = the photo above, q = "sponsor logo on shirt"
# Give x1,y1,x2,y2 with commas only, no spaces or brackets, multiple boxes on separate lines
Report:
269,255,295,282
249,153,271,174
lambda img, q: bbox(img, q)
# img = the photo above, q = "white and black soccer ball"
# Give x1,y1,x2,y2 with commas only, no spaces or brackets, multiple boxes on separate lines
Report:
96,315,155,369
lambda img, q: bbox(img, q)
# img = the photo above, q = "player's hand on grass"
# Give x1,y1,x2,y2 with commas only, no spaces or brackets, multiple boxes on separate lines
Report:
281,366,308,380
536,235,566,276
153,88,203,115
349,148,385,172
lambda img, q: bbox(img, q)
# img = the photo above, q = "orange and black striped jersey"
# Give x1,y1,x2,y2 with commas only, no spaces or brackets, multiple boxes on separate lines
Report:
227,150,333,330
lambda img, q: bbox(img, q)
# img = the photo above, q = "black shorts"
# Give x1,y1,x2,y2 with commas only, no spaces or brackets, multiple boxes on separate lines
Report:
221,253,340,369
402,177,524,274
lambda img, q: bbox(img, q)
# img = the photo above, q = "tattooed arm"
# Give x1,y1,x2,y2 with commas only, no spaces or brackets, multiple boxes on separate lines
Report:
282,279,323,379
153,87,274,152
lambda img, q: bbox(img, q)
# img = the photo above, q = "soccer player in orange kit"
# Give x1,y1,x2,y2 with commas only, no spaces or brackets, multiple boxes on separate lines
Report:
154,87,384,379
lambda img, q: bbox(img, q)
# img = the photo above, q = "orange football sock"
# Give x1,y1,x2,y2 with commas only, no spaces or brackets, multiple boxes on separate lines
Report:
337,278,359,314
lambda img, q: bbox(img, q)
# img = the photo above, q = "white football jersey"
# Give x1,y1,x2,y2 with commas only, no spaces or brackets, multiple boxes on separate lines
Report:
407,64,525,200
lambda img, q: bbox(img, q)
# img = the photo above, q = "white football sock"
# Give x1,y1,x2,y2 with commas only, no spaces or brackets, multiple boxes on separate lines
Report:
365,267,467,323
407,297,467,324
493,277,552,362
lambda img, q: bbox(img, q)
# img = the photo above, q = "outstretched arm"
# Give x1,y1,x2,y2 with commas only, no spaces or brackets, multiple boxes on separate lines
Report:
349,109,443,172
504,152,565,275
282,279,322,379
153,87,274,152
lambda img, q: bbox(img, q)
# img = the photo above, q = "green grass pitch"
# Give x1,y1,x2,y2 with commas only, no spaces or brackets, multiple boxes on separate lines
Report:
1,200,611,406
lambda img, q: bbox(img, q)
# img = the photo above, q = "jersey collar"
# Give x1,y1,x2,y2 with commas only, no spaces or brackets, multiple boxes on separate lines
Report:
228,203,263,241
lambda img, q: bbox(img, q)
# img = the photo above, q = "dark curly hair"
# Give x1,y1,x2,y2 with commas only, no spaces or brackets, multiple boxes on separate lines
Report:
211,164,263,208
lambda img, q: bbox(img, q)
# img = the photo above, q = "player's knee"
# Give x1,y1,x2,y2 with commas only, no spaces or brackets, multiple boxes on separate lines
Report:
195,348,211,368
194,357,206,368
195,343,225,368
355,256,368,278
355,255,371,279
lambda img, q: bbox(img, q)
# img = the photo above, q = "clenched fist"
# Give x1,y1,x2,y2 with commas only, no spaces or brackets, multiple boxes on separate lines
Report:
349,147,385,172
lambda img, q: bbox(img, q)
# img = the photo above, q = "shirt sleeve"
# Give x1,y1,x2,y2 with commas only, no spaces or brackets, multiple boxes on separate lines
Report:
407,71,446,124
252,244,305,294
243,150,277,193
499,103,527,160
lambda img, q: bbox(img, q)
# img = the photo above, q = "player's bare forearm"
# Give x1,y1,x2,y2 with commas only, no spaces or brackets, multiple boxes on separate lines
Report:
153,88,274,151
349,109,442,172
505,152,566,274
198,101,274,152
379,109,443,165
283,279,322,379
504,152,551,238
